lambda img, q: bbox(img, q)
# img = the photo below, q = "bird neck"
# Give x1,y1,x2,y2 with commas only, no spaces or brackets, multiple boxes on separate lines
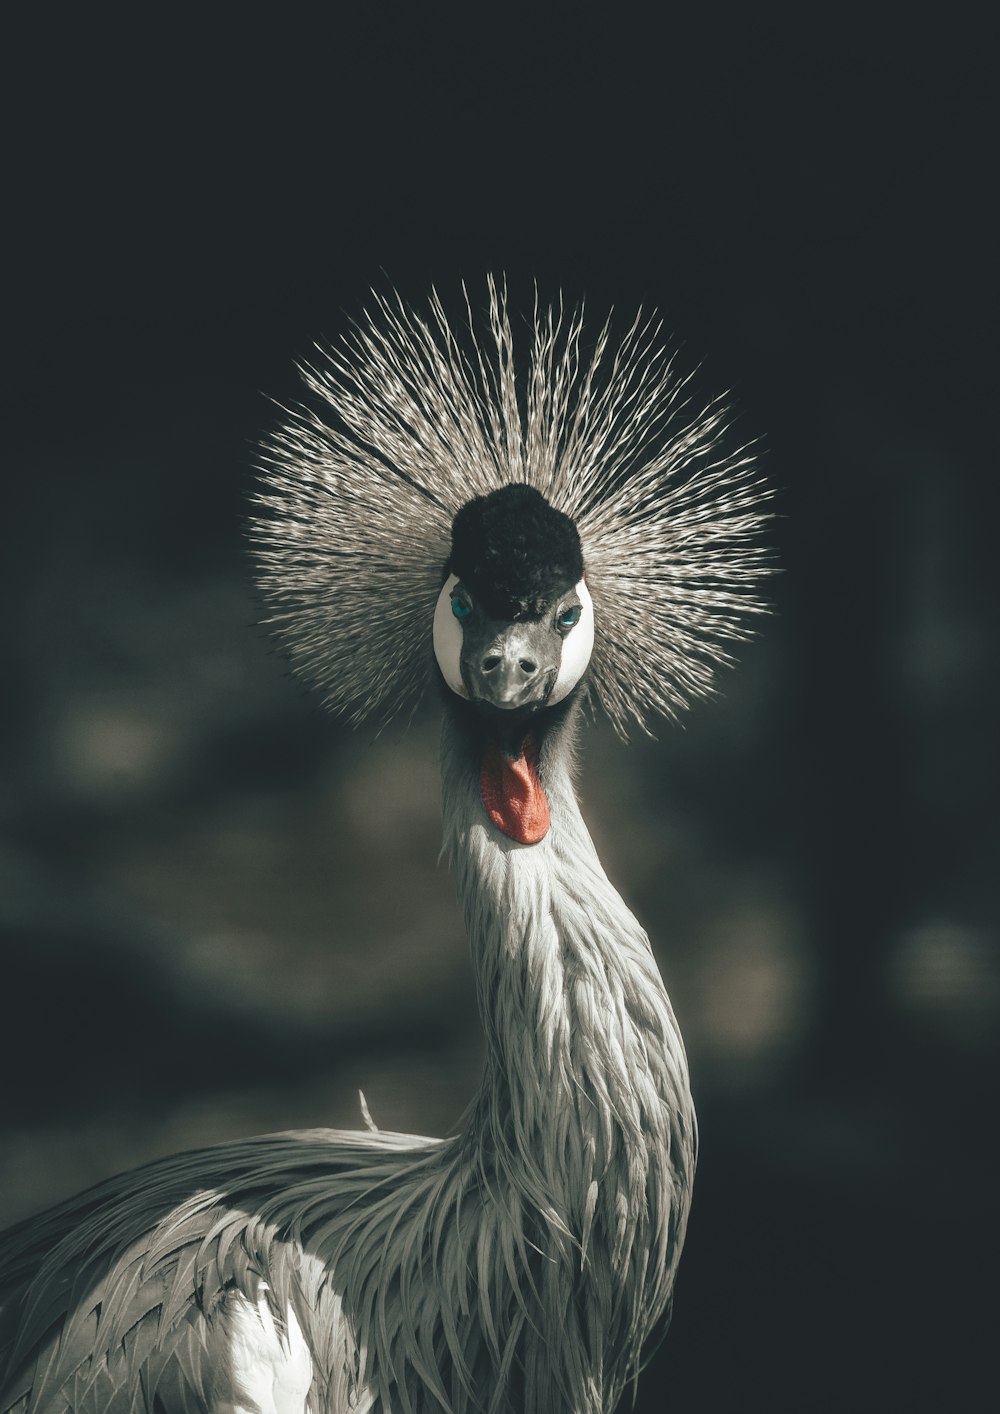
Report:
439,701,694,1220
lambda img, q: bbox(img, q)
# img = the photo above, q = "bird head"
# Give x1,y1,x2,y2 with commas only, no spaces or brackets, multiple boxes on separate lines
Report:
428,484,596,843
250,280,772,765
433,484,594,719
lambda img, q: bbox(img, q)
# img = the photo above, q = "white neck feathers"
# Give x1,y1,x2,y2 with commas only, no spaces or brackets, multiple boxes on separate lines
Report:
438,710,696,1409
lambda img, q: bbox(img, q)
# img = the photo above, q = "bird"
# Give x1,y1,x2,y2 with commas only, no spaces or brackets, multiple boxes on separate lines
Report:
0,281,771,1413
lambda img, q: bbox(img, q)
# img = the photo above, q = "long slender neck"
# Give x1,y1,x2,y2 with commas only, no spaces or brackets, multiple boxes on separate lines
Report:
434,699,697,1411
440,697,695,1237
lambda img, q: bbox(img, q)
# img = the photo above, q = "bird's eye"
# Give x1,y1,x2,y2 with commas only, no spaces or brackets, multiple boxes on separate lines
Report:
452,595,472,620
558,605,582,629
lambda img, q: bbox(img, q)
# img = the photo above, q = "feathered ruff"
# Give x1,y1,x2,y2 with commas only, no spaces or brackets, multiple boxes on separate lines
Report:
251,279,772,736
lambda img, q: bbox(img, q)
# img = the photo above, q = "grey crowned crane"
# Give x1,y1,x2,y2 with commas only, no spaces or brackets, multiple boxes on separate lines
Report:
0,283,770,1414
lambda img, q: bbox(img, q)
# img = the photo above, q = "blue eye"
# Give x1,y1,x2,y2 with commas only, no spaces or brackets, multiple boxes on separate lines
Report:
558,605,582,629
452,595,472,619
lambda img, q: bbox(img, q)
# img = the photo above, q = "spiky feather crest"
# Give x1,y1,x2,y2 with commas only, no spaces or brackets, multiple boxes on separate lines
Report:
252,279,771,735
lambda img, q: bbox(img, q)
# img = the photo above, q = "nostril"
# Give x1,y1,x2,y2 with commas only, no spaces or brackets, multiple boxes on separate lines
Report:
482,655,501,673
519,659,537,675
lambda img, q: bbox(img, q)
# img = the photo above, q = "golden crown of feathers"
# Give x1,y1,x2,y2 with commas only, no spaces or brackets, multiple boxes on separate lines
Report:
250,279,772,736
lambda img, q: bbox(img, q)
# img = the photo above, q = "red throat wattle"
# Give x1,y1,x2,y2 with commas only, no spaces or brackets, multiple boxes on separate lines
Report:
479,735,550,845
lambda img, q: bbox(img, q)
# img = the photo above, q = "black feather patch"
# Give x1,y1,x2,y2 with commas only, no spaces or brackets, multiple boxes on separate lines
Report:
448,484,583,619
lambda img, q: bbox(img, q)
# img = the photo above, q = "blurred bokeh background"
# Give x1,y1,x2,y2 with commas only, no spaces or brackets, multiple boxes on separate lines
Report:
3,9,996,1411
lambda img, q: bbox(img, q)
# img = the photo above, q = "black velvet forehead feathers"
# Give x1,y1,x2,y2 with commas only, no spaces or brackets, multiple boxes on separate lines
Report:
448,484,584,620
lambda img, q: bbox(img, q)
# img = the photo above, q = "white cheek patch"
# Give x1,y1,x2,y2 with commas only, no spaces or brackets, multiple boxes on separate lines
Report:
550,577,595,705
433,573,469,698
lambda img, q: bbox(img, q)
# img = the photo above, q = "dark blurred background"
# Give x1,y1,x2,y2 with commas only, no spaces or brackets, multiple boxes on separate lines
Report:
3,8,996,1411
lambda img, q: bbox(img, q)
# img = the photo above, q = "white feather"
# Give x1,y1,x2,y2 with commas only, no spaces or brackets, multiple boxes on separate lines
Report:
227,1287,313,1414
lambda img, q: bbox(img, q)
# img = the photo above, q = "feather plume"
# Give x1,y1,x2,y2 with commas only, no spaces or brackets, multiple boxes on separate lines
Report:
251,279,772,735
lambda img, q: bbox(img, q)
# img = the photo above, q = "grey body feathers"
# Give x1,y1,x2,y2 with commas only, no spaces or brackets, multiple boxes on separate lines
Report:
0,712,695,1413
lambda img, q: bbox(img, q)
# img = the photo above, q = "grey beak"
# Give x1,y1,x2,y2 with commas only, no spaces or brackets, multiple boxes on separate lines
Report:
463,622,558,711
